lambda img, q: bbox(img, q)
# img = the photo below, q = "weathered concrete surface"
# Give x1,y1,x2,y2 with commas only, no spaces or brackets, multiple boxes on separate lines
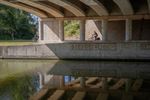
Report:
1,41,150,59
42,19,61,43
1,45,57,59
86,20,150,41
80,0,108,16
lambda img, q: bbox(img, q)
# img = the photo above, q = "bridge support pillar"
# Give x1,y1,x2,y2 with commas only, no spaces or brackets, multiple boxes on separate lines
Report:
80,77,86,88
80,20,86,41
102,19,108,41
125,19,132,41
59,20,64,41
38,19,44,41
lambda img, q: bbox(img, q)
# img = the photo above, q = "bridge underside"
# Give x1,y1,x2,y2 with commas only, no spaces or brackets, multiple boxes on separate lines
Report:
0,0,150,60
0,0,149,19
0,0,150,43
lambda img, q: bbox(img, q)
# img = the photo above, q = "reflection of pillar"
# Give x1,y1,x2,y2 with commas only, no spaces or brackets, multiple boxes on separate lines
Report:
60,76,65,87
80,20,85,41
101,19,108,41
125,79,132,92
59,20,64,41
38,72,44,89
38,19,44,41
68,76,72,82
80,77,86,88
125,19,132,41
101,77,108,90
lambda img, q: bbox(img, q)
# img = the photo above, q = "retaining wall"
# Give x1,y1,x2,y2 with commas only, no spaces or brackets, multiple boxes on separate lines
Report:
1,41,150,60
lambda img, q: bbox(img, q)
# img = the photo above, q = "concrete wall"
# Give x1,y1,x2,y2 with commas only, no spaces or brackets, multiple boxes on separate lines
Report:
42,19,61,43
132,19,150,40
1,42,150,60
85,20,102,40
85,19,150,41
1,45,58,59
85,20,125,41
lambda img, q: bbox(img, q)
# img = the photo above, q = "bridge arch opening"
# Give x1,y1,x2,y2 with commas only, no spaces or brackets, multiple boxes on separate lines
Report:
0,4,39,41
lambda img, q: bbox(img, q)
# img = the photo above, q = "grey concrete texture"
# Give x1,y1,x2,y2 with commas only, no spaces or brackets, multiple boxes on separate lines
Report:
0,41,150,60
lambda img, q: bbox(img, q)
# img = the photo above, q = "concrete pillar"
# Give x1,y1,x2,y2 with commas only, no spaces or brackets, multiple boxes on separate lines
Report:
60,76,65,87
125,79,132,92
101,19,108,41
41,18,62,43
80,20,86,41
101,77,108,90
80,77,86,88
38,19,44,41
125,19,132,41
59,20,64,41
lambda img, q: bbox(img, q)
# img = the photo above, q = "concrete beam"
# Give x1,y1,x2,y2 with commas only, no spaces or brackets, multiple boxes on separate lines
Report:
48,0,85,16
80,0,108,16
113,0,133,15
0,0,48,18
147,0,150,13
17,0,64,17
41,14,150,21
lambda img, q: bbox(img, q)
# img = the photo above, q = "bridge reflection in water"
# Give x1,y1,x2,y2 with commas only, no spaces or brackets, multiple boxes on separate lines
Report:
0,60,150,100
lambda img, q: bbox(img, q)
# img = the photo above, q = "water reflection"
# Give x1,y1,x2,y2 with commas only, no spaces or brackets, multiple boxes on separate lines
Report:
0,59,150,100
0,75,35,100
49,60,150,79
0,59,55,100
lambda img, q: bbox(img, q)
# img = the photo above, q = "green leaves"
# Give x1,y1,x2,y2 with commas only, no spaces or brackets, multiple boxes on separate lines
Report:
0,4,37,40
64,20,79,36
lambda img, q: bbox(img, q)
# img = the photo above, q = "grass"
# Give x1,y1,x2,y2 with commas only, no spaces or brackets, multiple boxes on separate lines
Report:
0,41,34,46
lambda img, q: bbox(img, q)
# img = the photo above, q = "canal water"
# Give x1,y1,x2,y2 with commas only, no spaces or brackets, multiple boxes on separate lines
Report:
0,59,150,100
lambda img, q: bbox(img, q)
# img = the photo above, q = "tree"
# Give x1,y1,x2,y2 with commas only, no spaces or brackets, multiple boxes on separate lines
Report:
0,4,37,40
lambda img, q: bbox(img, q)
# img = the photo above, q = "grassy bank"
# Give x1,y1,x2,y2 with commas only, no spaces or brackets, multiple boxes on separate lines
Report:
0,41,34,46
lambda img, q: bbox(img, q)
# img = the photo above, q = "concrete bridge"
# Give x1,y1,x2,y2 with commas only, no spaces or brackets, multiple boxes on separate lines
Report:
0,0,150,59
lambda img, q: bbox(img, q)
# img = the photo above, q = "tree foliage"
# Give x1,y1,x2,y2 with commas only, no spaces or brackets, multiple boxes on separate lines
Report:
0,4,37,40
64,20,79,36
